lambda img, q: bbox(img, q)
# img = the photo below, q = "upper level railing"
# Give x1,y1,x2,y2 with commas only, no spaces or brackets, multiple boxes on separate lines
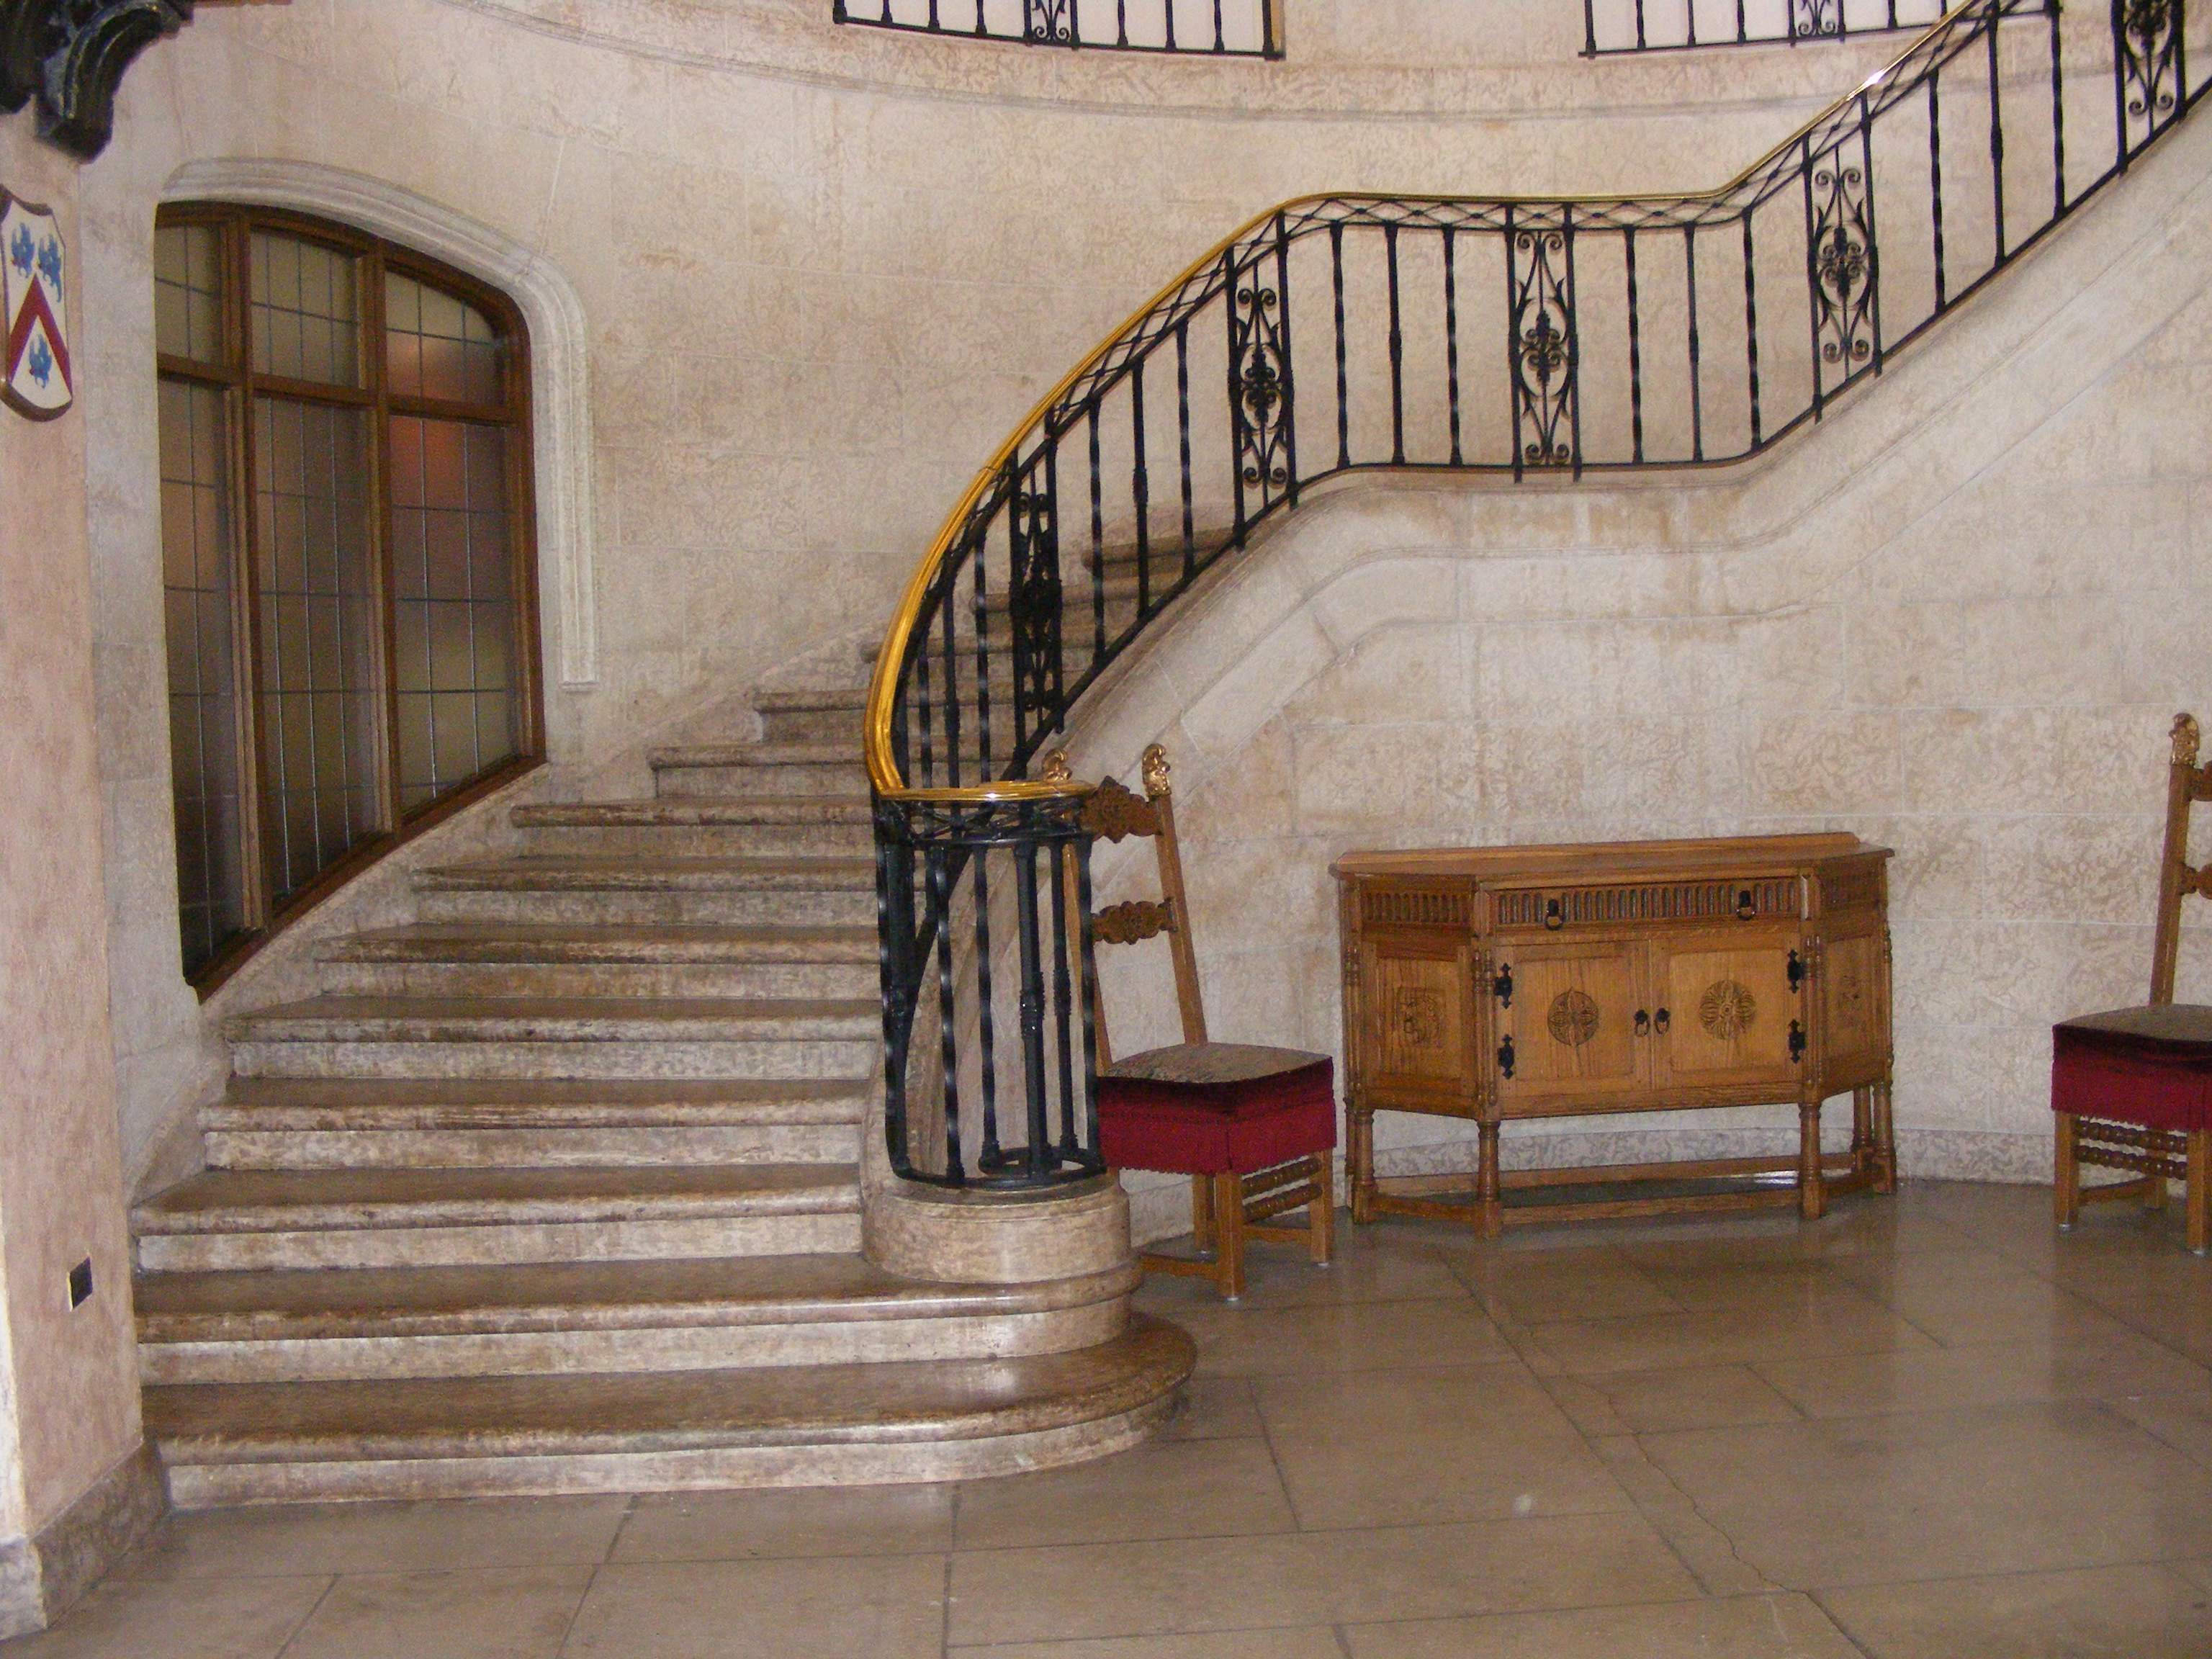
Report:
866,0,2211,1192
833,0,1280,57
1586,0,1946,54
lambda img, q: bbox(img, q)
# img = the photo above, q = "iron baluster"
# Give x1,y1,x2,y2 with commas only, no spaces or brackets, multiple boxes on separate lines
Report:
1444,225,1464,465
1861,93,1885,373
930,845,964,1181
1737,0,1748,45
1274,212,1299,507
973,846,1001,1169
1175,320,1195,581
875,824,917,1177
1075,834,1102,1151
1012,839,1052,1177
1049,838,1077,1158
973,513,994,785
1625,225,1645,462
1131,359,1151,621
1164,0,1176,50
1640,0,1649,50
1685,223,1704,460
1228,232,1294,530
1385,222,1406,464
1743,210,1761,449
1584,0,1598,55
942,567,961,789
974,0,984,32
1213,0,1225,52
1331,222,1350,469
2049,0,2067,214
1929,71,1948,310
1989,14,2007,259
914,595,935,788
1087,402,1105,662
1115,0,1127,48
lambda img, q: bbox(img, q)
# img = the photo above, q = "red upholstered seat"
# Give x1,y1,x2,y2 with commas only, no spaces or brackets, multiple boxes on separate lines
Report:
1098,1043,1337,1175
2052,1006,2212,1134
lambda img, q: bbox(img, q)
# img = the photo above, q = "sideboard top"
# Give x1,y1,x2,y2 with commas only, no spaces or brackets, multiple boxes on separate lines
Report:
1330,832,1890,883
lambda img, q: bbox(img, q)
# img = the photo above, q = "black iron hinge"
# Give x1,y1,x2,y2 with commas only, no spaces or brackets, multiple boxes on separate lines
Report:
1497,1034,1516,1079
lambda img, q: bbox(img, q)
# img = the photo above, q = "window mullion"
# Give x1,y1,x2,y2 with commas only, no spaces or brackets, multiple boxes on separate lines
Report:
364,248,401,836
225,212,274,932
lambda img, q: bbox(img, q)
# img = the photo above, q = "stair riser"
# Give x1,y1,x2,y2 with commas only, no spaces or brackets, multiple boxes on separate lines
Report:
202,1122,863,1171
228,1038,879,1082
757,708,865,746
651,763,867,799
136,1212,864,1273
138,1300,1126,1385
159,1397,1175,1506
513,823,873,857
415,890,876,927
315,961,878,1001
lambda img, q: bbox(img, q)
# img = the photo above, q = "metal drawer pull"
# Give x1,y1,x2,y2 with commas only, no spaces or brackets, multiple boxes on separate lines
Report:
1654,1007,1671,1034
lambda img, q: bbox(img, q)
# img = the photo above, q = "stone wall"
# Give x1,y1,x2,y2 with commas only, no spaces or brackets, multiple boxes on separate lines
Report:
1065,99,2212,1241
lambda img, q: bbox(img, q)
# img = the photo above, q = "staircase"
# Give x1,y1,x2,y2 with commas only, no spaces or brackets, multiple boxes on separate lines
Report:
131,676,1190,1506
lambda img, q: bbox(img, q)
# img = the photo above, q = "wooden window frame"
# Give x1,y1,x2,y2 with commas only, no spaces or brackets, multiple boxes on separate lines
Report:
157,202,547,997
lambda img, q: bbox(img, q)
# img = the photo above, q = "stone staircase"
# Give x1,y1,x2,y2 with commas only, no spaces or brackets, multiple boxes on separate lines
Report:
131,673,1190,1506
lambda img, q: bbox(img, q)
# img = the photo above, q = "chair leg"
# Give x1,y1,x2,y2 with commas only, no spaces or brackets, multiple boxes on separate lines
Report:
1213,1171,1246,1300
1308,1156,1335,1266
2188,1130,2209,1256
2054,1112,2080,1229
2144,1162,2170,1213
1191,1175,1216,1256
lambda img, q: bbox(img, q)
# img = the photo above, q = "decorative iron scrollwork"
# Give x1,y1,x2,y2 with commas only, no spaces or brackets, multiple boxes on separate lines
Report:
1006,473,1061,746
2120,0,2184,140
1807,149,1878,387
1226,240,1293,519
1022,0,1074,44
1791,0,1843,38
1,1,192,160
1507,225,1578,472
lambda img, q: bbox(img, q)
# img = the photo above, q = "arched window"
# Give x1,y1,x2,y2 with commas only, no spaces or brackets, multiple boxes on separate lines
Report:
155,206,543,987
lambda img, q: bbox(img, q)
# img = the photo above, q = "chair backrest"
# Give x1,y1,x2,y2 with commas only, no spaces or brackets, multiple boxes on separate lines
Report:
1074,745,1208,1064
2152,712,2212,1004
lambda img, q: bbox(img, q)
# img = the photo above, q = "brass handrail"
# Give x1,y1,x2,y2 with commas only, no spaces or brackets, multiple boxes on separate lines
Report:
862,4,2022,800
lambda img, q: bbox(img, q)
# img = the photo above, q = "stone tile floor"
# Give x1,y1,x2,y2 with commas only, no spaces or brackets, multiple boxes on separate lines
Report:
17,1179,2212,1657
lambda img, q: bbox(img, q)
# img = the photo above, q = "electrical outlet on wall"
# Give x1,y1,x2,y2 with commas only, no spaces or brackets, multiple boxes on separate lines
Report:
67,1259,92,1310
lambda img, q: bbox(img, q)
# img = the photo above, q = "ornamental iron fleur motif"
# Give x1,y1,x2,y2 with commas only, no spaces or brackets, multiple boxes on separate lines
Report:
1226,236,1294,523
2120,0,2182,129
1022,0,1073,43
1005,477,1062,750
1508,228,1577,470
1792,0,1843,38
1807,150,1879,391
1547,988,1599,1048
1,1,194,160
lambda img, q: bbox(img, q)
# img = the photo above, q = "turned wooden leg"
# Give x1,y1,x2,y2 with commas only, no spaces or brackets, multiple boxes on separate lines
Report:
1213,1171,1246,1299
2143,1162,2170,1213
1799,1097,1827,1221
1310,1156,1336,1265
1191,1174,1217,1256
1873,1077,1897,1195
2188,1130,2209,1256
1349,1104,1377,1225
2054,1112,2080,1229
1477,1120,1503,1240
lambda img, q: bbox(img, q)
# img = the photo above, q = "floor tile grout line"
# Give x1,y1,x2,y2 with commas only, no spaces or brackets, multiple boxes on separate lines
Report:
552,1562,601,1659
266,1572,341,1659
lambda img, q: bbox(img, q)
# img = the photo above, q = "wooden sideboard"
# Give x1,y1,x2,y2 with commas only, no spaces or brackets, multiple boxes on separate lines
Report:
1331,833,1894,1235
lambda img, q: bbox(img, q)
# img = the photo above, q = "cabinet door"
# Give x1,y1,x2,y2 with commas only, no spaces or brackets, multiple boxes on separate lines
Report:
1496,942,1649,1109
1819,928,1889,1084
1655,932,1802,1094
1360,933,1480,1115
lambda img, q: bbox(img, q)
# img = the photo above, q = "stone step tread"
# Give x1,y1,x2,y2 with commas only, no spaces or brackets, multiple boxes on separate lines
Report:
204,1076,870,1130
322,924,878,967
417,856,874,893
134,1254,1133,1341
752,688,868,714
647,743,860,769
513,797,871,827
225,994,880,1046
131,1164,863,1236
145,1314,1191,1462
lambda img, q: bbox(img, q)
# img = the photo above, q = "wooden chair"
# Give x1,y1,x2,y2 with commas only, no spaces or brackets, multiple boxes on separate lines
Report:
1078,745,1336,1299
2052,713,2212,1254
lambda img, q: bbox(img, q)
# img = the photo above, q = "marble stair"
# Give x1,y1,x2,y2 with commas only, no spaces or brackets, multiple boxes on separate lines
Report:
131,669,1190,1506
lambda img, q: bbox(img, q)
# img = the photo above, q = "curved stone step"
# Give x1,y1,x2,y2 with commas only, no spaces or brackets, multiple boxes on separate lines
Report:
131,1164,863,1272
415,856,875,927
511,796,873,857
318,923,878,999
754,688,868,746
225,994,880,1082
135,1254,1141,1383
145,1313,1195,1504
202,1076,871,1171
648,743,866,799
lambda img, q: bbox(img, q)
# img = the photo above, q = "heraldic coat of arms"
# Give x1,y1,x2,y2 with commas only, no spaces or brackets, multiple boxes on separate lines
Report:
3,191,71,420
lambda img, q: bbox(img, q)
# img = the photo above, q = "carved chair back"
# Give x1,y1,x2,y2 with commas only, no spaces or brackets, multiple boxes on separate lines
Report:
2152,713,2212,1005
1071,745,1208,1064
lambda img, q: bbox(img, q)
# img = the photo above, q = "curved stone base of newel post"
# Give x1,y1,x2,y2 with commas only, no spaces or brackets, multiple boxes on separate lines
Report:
866,1174,1134,1285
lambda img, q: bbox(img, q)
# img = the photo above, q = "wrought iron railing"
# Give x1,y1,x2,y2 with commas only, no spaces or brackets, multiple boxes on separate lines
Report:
1586,0,1947,54
868,0,2210,1191
833,0,1280,57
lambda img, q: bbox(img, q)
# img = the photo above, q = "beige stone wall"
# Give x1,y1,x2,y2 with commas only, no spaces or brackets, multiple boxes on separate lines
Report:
1066,98,2212,1240
0,114,143,1554
73,0,1907,1179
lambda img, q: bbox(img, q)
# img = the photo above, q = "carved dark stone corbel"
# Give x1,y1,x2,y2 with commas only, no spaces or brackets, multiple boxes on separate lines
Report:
2,1,194,161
